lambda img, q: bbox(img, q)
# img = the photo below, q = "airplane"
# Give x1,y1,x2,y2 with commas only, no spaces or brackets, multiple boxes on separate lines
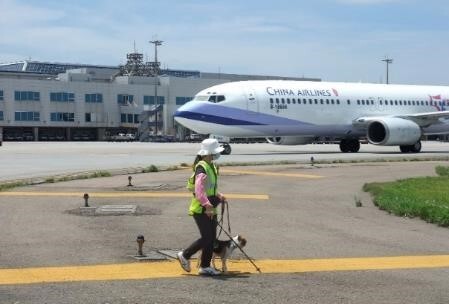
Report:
174,80,449,154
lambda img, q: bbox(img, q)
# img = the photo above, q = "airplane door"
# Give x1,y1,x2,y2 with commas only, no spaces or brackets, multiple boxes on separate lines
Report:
377,97,386,112
245,87,259,113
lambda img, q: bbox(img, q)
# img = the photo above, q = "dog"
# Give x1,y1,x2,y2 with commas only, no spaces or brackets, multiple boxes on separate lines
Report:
197,235,247,273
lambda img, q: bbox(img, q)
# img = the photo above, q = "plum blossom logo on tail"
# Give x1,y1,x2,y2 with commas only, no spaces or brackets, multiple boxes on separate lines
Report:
332,88,339,96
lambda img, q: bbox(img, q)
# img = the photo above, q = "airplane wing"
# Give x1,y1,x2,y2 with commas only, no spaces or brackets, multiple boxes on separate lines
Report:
397,110,449,127
354,110,449,128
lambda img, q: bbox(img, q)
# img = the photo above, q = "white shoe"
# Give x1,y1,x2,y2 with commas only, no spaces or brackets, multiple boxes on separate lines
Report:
198,267,221,276
177,251,191,273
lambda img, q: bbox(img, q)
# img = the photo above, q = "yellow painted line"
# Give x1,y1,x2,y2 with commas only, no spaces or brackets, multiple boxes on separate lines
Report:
221,168,323,179
1,255,449,285
0,191,269,200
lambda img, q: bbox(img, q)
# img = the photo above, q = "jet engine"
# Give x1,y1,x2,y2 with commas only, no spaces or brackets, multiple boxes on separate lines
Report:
367,117,421,146
266,136,314,145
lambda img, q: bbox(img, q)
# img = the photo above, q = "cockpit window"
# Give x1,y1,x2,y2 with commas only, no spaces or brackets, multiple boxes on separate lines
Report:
194,95,226,103
194,95,209,101
208,95,225,103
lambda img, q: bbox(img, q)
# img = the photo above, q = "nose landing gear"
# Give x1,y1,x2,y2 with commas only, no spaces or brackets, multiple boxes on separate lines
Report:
220,143,232,155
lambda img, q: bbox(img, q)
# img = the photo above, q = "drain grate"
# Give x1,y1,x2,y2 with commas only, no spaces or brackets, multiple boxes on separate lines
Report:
96,205,137,215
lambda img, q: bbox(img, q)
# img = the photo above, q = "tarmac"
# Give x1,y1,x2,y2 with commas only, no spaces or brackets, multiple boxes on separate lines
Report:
1,142,449,303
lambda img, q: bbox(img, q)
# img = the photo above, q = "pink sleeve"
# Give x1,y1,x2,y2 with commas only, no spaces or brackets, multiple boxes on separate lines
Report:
195,173,213,208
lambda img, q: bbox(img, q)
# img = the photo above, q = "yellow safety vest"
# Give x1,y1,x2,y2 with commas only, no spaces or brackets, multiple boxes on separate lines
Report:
187,160,219,215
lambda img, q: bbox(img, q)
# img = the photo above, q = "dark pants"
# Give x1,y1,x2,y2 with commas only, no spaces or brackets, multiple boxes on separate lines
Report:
183,214,217,268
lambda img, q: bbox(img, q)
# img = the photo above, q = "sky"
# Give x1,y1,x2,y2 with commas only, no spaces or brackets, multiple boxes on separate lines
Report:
1,0,449,85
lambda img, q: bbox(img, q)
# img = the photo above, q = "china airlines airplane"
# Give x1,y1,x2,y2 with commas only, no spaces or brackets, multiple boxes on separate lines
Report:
174,80,449,154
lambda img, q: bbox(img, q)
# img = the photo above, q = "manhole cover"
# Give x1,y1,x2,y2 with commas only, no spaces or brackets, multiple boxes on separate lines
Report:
157,249,182,259
128,250,168,261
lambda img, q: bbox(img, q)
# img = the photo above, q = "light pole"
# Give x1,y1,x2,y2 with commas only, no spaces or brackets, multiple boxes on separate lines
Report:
150,39,163,135
382,57,393,84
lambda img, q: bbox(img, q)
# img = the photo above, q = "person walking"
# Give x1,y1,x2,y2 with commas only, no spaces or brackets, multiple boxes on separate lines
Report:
177,138,227,276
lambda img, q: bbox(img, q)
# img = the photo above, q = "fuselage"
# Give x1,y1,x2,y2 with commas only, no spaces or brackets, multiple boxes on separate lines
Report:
174,80,449,138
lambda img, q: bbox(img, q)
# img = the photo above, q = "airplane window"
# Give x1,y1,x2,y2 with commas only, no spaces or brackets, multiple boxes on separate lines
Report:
270,98,274,103
337,100,340,105
303,98,307,103
292,99,296,104
320,99,324,104
281,98,285,104
347,100,350,105
380,100,383,105
357,100,360,105
314,99,318,104
362,100,365,105
394,101,398,105
326,100,330,105
276,98,279,104
309,99,312,104
287,98,290,104
330,100,334,105
390,100,393,105
217,95,225,102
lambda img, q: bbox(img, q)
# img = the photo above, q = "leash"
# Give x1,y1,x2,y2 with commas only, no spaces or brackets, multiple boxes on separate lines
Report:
215,220,262,274
216,200,231,240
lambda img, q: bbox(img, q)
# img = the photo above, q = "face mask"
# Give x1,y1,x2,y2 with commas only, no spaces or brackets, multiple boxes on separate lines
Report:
212,153,221,161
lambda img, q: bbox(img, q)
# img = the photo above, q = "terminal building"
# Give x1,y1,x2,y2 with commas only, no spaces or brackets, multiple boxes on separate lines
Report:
0,52,320,141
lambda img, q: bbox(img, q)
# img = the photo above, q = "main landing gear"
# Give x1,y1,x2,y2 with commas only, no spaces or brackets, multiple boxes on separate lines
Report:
339,138,360,153
399,141,421,153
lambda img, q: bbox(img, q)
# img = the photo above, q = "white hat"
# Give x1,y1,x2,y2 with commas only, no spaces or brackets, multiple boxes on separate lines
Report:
197,138,224,156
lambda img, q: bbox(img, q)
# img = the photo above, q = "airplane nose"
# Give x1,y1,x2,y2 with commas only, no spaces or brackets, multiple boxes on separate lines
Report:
174,103,191,120
174,102,201,129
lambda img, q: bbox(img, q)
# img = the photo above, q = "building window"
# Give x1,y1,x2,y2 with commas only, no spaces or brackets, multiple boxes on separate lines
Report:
50,112,74,122
175,96,193,105
118,94,134,105
85,113,98,122
15,111,40,121
127,114,133,123
144,96,165,105
0,90,3,101
121,114,127,123
134,114,139,123
15,91,40,101
50,92,75,102
0,111,3,120
85,93,103,103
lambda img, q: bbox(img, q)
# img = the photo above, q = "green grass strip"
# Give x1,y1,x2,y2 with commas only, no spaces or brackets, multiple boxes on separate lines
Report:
364,169,449,227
